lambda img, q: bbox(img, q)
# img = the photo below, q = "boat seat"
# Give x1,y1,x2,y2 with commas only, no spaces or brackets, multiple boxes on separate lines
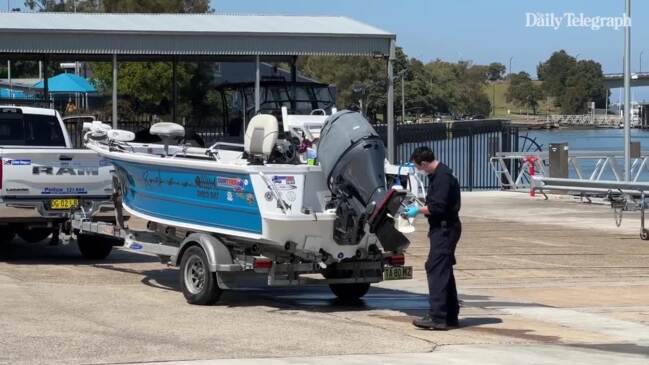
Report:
149,122,185,140
244,114,278,160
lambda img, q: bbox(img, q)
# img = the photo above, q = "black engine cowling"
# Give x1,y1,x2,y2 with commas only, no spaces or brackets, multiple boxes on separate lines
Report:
318,111,409,252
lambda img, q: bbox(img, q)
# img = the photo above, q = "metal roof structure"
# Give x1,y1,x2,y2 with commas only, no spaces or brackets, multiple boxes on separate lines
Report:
0,11,398,162
0,12,395,59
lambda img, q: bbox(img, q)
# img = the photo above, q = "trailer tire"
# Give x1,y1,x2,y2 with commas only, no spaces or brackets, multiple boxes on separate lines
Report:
329,283,371,302
180,246,222,305
642,229,649,241
77,234,114,260
17,228,51,243
0,226,16,243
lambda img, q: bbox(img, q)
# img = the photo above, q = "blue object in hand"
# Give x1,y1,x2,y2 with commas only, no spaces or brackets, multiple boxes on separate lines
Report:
405,205,419,218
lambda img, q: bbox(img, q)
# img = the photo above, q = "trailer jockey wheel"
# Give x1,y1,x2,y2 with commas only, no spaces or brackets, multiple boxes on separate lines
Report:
179,245,222,305
641,229,649,241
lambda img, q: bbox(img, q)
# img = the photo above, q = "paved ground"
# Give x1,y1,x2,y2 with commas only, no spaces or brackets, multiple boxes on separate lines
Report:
1,191,649,364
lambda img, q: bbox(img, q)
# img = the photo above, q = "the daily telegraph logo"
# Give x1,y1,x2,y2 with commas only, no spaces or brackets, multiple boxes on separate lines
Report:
526,12,631,31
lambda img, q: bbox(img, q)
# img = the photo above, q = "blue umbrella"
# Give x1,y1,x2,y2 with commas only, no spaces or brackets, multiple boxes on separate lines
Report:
33,73,96,93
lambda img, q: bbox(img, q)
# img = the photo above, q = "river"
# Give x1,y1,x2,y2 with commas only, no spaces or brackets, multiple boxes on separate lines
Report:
526,128,649,181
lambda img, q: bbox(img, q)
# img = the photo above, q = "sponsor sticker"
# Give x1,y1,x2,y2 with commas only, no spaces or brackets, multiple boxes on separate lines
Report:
271,175,297,190
217,176,245,191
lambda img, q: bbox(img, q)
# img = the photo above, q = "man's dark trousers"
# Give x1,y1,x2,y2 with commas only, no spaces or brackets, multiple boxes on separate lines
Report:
425,222,462,323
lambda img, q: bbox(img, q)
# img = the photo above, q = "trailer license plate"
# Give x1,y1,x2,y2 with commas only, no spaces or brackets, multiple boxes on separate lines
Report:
50,198,78,210
384,266,413,280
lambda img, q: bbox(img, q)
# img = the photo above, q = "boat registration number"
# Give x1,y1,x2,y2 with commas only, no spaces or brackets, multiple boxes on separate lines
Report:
50,198,79,210
383,266,413,281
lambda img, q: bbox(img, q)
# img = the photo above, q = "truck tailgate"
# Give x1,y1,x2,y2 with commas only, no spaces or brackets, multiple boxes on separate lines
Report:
0,148,113,199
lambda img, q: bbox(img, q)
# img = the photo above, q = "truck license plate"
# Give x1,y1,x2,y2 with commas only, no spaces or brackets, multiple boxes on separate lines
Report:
50,198,78,210
383,266,413,280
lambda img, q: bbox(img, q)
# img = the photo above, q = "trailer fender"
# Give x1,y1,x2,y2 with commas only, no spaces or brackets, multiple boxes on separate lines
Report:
174,233,235,272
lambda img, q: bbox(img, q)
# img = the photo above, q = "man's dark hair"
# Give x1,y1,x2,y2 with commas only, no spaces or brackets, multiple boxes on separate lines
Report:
410,146,436,164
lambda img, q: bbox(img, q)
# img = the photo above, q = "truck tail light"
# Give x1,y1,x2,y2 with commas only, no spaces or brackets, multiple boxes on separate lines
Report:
253,258,273,270
388,254,405,266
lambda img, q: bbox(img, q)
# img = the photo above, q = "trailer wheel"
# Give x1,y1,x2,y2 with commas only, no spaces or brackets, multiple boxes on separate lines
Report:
642,229,649,241
17,228,51,243
0,226,16,243
329,283,371,302
180,246,222,305
77,233,115,260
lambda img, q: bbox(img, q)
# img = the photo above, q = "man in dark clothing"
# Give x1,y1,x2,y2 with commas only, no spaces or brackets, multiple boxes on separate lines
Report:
405,146,462,330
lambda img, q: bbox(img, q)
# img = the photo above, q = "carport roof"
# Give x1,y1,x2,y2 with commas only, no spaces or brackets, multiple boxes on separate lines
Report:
0,12,395,59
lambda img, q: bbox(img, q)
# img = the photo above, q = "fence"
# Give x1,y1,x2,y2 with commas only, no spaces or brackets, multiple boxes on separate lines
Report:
376,120,518,191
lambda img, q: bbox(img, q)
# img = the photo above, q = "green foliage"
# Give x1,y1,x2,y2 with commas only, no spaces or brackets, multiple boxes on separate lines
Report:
299,50,491,121
102,0,211,13
506,72,544,114
25,0,209,13
487,62,506,81
26,0,215,120
537,50,607,114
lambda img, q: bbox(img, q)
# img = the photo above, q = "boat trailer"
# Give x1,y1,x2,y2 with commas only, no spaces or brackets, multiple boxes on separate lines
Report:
532,176,649,240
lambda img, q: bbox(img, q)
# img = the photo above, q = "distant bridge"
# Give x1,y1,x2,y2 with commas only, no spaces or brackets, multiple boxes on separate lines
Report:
603,72,649,88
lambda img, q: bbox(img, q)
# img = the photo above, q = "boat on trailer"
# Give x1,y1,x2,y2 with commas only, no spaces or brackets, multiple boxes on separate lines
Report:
80,107,423,304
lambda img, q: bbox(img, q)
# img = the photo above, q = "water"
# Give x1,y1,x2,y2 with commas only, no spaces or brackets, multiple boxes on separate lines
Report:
526,128,649,152
526,128,649,181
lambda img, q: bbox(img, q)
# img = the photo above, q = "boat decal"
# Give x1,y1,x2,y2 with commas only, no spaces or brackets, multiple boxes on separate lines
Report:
246,193,255,205
216,176,245,191
271,175,297,190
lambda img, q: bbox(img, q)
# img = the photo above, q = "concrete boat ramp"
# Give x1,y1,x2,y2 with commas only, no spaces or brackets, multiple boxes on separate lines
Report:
1,191,648,364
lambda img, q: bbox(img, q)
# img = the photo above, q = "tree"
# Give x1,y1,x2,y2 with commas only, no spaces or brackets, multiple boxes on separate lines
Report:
559,60,607,114
506,72,544,114
25,0,209,13
537,50,608,114
537,50,576,99
486,62,506,81
25,0,215,120
425,60,491,117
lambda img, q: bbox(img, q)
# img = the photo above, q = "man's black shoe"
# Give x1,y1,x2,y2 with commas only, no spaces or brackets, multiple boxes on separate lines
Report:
412,315,448,330
447,318,460,328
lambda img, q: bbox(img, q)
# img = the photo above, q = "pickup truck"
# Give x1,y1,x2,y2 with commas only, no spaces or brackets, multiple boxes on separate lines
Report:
0,106,120,258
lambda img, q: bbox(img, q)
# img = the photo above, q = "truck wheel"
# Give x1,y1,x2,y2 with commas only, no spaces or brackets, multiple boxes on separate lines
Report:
180,246,222,305
329,283,371,302
17,228,51,243
77,234,115,260
0,226,16,243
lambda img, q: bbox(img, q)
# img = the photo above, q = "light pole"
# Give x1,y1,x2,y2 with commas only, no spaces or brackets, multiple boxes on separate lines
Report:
623,0,631,181
640,50,645,73
398,69,406,123
508,56,514,78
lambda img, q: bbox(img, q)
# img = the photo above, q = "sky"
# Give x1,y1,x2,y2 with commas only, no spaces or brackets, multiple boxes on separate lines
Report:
211,0,649,101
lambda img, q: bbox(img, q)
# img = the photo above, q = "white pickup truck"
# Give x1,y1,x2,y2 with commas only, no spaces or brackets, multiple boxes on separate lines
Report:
0,106,120,258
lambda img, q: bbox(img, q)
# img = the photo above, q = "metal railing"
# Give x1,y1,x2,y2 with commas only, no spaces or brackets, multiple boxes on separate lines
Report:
376,121,517,191
548,114,622,127
491,150,649,191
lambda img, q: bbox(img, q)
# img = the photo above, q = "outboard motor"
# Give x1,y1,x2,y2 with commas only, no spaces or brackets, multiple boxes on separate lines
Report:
319,110,409,252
